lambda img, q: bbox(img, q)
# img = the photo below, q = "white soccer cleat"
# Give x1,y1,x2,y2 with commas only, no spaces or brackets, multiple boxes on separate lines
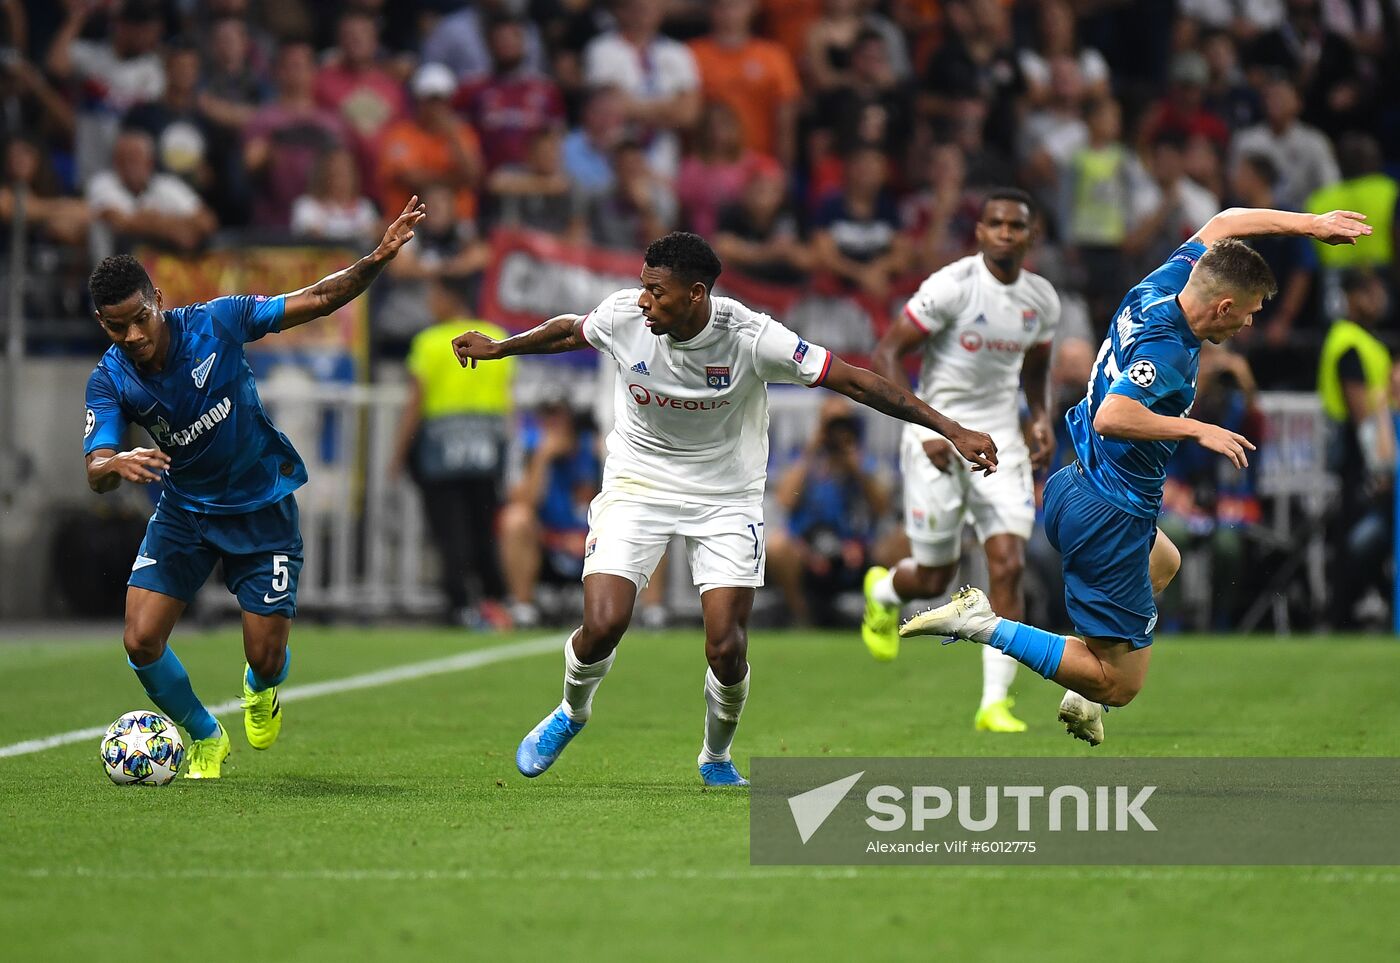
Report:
899,585,1001,644
1058,691,1105,746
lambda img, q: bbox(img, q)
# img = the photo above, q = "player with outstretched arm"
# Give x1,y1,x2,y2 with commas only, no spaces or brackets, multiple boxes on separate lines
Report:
900,207,1371,745
452,232,998,785
83,197,427,778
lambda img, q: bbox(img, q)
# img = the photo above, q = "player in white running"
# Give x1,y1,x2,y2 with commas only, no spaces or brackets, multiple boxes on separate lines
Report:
451,232,998,785
860,189,1060,733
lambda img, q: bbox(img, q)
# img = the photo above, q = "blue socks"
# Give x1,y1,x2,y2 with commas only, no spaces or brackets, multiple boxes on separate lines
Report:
130,647,219,740
245,647,291,692
988,620,1067,679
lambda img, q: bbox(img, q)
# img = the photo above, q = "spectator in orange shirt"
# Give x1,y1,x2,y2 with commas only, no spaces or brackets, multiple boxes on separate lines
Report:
377,63,485,223
689,0,802,166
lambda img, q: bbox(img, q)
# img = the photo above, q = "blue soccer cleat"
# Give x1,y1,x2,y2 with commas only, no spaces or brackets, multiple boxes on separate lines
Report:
516,707,586,777
699,760,750,787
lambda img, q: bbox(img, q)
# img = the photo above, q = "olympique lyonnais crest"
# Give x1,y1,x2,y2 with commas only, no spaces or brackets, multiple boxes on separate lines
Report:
706,365,731,389
1022,309,1037,331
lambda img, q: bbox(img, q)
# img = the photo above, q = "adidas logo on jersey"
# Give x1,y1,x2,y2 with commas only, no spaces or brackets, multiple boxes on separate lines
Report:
631,361,650,376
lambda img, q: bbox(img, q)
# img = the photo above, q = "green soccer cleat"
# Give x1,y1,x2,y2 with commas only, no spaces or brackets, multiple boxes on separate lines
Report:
183,723,230,779
242,666,282,751
861,566,901,661
974,697,1028,733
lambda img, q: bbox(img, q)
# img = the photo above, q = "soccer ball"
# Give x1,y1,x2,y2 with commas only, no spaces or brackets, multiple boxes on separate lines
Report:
100,710,185,785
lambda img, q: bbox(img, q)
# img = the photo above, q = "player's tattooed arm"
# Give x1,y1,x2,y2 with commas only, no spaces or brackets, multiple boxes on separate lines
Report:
85,447,171,493
1194,208,1371,247
452,314,588,368
280,196,428,329
821,356,999,473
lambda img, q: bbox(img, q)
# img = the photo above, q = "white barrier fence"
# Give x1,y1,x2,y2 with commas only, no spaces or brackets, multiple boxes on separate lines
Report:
203,377,1337,626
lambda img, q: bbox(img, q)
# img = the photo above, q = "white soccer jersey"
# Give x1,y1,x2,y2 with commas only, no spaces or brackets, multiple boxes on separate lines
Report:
902,254,1061,451
581,289,833,506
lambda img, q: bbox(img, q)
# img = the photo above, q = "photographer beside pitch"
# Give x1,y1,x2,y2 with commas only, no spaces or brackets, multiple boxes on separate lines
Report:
83,197,426,779
901,207,1371,746
452,232,998,786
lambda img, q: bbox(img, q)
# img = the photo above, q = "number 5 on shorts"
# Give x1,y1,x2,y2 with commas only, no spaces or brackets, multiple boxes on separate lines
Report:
271,554,290,593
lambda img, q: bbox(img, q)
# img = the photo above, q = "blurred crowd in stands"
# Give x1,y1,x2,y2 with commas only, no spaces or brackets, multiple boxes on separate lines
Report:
6,0,1400,629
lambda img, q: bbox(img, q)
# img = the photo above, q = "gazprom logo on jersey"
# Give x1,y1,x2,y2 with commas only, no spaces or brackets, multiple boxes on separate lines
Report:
627,384,731,412
150,397,232,447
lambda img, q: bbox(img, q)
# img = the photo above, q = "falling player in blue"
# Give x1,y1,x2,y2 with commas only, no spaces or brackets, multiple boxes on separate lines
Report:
901,207,1371,745
84,197,426,778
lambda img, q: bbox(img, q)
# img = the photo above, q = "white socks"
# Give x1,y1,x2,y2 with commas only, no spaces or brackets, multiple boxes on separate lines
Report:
561,630,615,723
872,571,902,608
980,645,1018,709
699,665,750,764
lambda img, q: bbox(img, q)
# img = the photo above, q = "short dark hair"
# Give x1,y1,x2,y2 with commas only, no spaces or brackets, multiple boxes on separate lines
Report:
89,254,156,309
1239,152,1280,190
981,187,1035,219
1197,238,1278,301
644,232,722,290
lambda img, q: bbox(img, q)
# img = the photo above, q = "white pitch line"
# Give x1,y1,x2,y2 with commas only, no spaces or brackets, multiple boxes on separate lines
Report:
8,866,1400,885
0,633,563,760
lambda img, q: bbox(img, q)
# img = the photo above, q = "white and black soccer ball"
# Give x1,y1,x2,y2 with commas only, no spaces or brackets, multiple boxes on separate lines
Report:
1126,360,1157,387
100,710,184,785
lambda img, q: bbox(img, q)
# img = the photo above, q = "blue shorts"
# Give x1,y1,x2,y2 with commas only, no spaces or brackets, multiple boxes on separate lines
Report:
128,494,303,618
1043,464,1157,648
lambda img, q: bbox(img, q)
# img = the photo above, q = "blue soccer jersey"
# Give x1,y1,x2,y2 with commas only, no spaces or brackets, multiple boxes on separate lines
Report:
1065,240,1206,518
83,294,308,515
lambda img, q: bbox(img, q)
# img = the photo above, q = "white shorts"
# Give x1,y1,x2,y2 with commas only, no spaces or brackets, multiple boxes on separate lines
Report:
900,434,1036,567
581,491,766,594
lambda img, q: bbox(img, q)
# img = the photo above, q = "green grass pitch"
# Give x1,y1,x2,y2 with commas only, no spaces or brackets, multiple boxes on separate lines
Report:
1,625,1397,961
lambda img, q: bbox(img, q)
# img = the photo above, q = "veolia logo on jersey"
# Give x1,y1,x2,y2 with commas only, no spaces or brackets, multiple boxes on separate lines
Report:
627,384,731,412
959,332,1024,354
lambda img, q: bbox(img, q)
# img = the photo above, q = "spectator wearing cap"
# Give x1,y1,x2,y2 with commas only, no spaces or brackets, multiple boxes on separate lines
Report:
377,62,484,223
688,0,801,165
314,11,408,157
86,128,216,255
675,102,764,238
1136,51,1230,153
714,156,812,285
582,0,701,179
1231,76,1339,209
243,41,352,229
456,15,565,174
46,0,167,182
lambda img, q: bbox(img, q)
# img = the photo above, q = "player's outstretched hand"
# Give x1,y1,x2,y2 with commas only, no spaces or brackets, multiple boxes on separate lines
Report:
950,427,998,474
1195,423,1255,469
1310,210,1371,245
376,195,428,259
110,447,170,483
452,329,502,369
